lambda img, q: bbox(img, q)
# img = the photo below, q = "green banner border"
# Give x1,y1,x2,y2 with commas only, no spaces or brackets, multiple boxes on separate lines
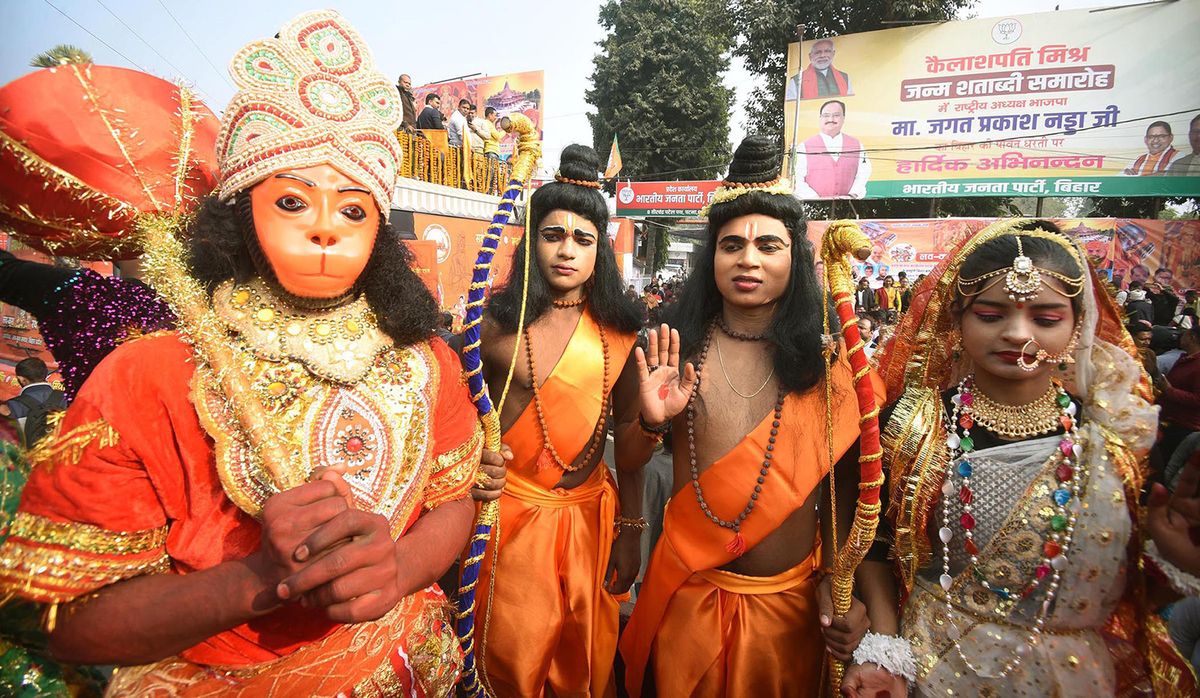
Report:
865,176,1200,199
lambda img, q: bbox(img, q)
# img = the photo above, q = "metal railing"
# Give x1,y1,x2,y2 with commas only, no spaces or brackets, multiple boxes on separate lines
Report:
396,130,512,196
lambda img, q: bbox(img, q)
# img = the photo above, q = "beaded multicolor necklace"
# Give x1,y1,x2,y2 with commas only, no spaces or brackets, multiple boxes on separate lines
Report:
686,321,783,556
522,317,610,472
938,375,1084,678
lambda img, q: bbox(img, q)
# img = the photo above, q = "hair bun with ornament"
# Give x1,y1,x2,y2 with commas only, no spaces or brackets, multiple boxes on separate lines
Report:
724,135,782,186
700,135,794,216
553,144,602,189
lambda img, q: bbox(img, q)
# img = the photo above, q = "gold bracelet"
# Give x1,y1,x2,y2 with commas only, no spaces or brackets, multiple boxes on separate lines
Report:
615,516,649,531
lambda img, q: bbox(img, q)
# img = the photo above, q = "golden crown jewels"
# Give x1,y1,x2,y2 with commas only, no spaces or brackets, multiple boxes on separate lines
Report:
216,9,402,213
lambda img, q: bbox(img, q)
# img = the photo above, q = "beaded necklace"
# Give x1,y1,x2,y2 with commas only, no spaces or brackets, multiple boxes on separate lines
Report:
716,316,768,342
938,375,1084,678
522,318,610,472
552,297,585,308
686,321,784,556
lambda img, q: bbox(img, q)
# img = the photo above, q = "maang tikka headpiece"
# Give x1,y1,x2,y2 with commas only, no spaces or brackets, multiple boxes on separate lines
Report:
956,235,1086,305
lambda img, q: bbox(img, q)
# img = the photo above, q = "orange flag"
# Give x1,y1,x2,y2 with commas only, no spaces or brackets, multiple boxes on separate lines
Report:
604,134,622,179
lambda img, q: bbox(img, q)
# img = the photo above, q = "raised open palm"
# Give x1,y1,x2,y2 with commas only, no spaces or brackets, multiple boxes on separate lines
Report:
635,323,697,426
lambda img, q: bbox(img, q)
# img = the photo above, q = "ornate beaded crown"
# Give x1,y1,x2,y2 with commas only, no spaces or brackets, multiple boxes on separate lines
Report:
216,9,402,213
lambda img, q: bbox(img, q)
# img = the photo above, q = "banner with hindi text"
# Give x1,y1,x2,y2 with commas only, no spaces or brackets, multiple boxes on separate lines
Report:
806,218,1200,292
615,180,720,217
783,3,1200,199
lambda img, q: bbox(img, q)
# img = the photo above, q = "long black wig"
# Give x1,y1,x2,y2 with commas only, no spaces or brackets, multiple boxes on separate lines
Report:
186,192,439,348
664,136,827,395
487,144,642,334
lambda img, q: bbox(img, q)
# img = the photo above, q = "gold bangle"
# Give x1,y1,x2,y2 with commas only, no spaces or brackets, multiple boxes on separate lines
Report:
615,516,649,531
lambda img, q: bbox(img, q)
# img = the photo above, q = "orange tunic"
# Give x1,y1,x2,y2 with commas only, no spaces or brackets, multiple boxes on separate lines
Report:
0,331,482,696
474,310,635,698
620,357,875,697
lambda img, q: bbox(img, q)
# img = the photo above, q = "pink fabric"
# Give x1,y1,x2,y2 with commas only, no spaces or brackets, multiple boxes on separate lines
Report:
804,134,860,198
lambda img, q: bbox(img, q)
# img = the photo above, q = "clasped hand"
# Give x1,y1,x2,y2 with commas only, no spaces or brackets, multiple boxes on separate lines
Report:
254,469,399,624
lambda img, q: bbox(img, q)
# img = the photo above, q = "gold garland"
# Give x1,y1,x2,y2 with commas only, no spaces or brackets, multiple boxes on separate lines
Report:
138,211,299,492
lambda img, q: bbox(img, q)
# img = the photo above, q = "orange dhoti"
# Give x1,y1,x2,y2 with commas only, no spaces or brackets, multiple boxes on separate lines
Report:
475,466,619,697
650,547,823,697
475,310,635,697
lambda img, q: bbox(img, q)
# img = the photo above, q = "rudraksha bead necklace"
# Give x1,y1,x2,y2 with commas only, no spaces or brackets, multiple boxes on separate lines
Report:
686,321,783,556
523,321,610,472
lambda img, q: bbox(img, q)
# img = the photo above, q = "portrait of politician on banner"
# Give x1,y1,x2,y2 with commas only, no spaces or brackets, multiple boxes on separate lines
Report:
793,99,872,199
1168,114,1200,177
1123,120,1179,176
782,3,1200,199
784,38,855,101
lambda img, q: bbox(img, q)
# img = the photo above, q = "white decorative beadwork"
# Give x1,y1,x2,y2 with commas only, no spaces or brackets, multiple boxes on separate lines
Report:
216,10,402,213
852,632,917,682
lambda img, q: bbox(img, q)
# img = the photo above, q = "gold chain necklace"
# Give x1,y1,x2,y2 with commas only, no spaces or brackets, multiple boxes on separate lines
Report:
714,334,774,399
969,381,1062,438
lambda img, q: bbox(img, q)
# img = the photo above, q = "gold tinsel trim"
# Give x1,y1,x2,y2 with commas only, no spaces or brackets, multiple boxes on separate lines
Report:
27,418,121,469
424,424,484,511
0,130,130,220
8,512,167,556
881,386,950,593
0,540,169,604
70,63,164,212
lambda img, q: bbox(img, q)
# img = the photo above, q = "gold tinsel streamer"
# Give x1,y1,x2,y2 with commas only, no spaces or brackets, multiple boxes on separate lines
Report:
138,212,298,491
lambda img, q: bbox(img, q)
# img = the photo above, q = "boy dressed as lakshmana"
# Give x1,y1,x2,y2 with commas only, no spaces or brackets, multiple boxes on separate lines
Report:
620,137,888,697
471,144,652,697
0,11,500,695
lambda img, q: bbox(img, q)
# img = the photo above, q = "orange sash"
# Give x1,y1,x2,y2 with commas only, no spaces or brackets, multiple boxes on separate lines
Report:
621,357,876,697
503,309,636,489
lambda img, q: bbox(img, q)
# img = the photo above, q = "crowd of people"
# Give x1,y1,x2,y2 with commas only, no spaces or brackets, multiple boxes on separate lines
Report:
1,9,1199,698
406,79,511,160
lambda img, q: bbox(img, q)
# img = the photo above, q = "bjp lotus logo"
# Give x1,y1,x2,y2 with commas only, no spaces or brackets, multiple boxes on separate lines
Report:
992,18,1022,45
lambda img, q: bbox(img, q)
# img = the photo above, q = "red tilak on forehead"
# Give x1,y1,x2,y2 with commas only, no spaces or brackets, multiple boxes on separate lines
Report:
742,219,759,241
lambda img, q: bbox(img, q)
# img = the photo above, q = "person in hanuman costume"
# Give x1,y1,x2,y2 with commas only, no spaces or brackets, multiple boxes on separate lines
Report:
619,136,892,697
839,219,1198,695
470,144,648,697
0,10,503,695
